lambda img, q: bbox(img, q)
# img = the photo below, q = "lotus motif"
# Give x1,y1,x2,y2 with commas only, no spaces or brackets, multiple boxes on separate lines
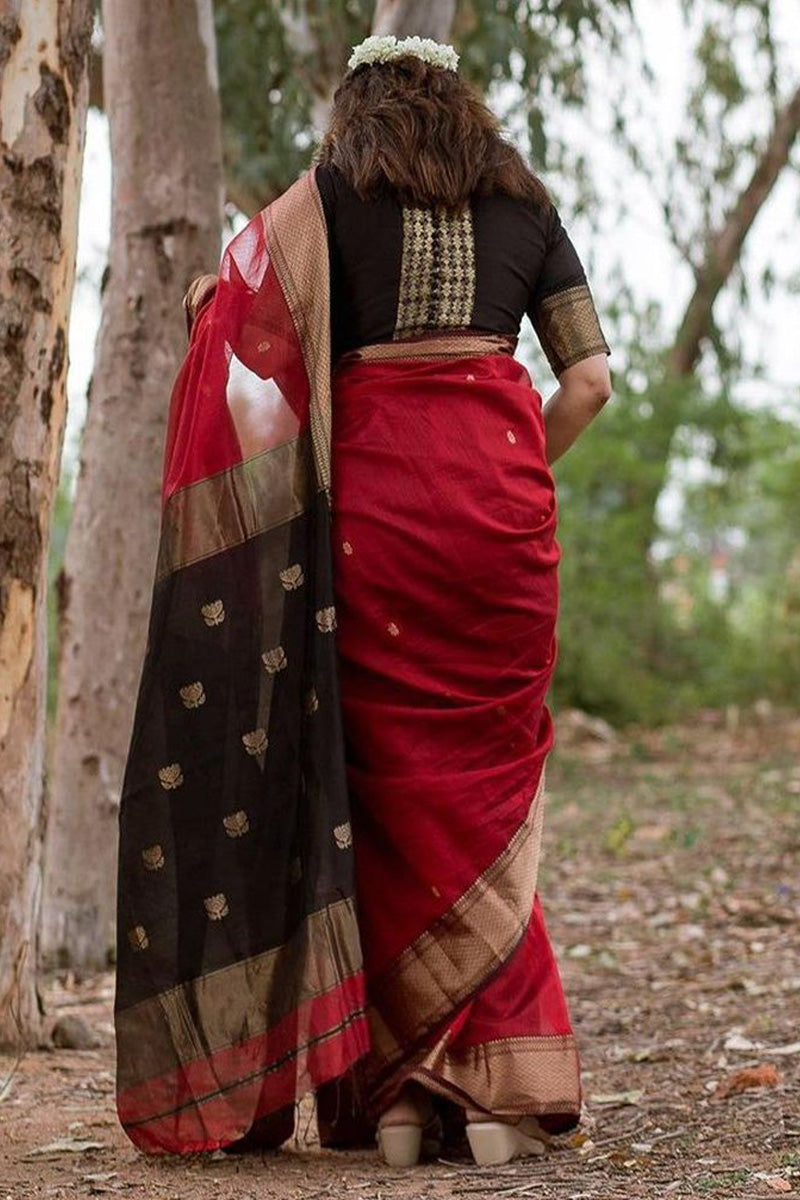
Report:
204,893,230,920
242,728,268,756
158,763,184,790
128,925,149,951
279,563,305,590
179,681,206,709
201,599,225,626
223,810,250,837
333,821,352,850
141,844,165,871
316,606,337,633
262,646,287,673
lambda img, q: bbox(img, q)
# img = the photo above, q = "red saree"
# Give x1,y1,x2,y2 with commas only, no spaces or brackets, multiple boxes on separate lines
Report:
114,166,580,1157
330,341,580,1128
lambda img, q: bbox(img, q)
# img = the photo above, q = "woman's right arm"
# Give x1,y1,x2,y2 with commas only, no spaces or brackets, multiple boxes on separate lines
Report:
542,352,612,465
527,203,612,462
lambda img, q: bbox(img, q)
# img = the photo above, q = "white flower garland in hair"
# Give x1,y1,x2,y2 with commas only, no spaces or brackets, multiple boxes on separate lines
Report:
347,34,459,74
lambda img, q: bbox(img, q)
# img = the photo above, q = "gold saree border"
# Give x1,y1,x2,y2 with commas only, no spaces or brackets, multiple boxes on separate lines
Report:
156,433,313,581
394,1033,581,1118
338,331,517,365
264,169,332,494
116,897,362,1090
533,282,610,377
365,771,547,1082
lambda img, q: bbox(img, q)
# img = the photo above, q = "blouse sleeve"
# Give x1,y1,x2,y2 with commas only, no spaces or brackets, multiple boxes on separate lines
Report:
527,203,611,378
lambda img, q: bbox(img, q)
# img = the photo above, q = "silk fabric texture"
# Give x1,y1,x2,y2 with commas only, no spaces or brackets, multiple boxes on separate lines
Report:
114,166,580,1156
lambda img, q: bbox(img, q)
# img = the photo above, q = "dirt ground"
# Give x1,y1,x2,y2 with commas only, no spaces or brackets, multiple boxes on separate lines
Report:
2,706,799,1200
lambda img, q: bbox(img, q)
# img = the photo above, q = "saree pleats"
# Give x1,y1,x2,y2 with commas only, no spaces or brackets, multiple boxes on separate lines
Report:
330,346,581,1127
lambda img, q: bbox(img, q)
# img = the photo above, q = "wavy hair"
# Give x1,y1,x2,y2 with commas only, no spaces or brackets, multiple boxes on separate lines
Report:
317,56,550,211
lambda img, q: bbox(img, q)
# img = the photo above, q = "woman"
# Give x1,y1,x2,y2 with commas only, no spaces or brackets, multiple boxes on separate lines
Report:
113,34,611,1169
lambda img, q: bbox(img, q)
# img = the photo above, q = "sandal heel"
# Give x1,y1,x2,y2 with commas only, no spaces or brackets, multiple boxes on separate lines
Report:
377,1123,423,1167
466,1120,546,1167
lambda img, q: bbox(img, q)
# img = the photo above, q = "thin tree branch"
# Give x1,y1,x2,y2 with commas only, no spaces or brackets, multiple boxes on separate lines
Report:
669,81,800,377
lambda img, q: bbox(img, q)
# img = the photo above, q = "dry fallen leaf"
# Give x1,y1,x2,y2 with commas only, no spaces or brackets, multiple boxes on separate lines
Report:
589,1089,644,1106
25,1138,106,1158
763,1177,792,1193
713,1063,781,1099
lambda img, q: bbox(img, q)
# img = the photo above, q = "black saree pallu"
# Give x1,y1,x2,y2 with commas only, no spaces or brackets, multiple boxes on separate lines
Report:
114,167,368,1154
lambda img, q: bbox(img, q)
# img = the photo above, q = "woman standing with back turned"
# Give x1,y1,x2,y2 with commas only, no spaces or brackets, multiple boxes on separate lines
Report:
113,34,612,1171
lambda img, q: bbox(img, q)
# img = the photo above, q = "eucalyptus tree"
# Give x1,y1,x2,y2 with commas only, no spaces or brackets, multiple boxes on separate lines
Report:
0,0,94,1046
42,0,224,970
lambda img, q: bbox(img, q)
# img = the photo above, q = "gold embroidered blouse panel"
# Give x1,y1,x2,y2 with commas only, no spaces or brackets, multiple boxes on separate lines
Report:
394,205,476,339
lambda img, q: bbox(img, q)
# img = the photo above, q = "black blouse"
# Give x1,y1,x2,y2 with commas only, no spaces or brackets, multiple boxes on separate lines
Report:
315,162,610,375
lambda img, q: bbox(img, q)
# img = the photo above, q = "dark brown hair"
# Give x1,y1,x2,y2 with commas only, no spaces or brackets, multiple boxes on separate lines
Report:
317,56,550,212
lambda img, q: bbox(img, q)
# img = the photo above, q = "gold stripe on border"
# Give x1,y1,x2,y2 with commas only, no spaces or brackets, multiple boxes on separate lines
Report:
365,771,548,1079
339,332,517,365
156,433,313,581
533,281,610,377
383,1033,581,1119
116,897,362,1090
264,169,333,494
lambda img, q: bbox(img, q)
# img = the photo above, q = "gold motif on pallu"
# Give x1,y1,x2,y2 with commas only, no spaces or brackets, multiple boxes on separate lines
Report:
179,681,206,709
533,282,610,377
158,763,184,790
204,893,230,920
395,205,476,338
334,822,353,850
201,599,225,626
241,728,268,756
141,845,165,871
128,925,149,951
223,810,250,838
262,646,287,673
304,686,319,714
315,605,337,633
279,563,305,590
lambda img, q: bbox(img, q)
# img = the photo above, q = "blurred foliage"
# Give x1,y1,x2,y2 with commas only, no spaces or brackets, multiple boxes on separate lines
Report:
553,356,800,723
196,1,800,726
213,0,633,213
78,1,799,728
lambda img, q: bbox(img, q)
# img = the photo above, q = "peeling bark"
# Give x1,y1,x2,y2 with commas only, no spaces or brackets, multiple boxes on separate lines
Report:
0,0,93,1048
42,0,224,970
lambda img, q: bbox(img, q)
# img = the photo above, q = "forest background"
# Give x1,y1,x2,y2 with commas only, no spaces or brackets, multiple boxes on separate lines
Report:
1,0,799,1045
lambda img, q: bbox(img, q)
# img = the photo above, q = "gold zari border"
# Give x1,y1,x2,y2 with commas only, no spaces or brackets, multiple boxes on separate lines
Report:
391,1033,581,1119
338,331,517,365
265,169,333,493
533,282,610,378
156,433,312,581
365,772,547,1082
116,897,362,1090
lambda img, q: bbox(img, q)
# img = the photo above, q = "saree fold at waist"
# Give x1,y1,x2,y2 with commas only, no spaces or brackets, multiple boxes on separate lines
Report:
328,342,581,1130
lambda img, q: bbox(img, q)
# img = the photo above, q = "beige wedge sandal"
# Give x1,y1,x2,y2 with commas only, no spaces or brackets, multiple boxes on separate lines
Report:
465,1111,550,1166
376,1084,442,1167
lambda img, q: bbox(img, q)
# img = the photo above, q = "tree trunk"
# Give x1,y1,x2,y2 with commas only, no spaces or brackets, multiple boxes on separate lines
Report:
372,0,457,40
41,0,223,970
0,0,93,1047
667,82,800,378
284,0,457,141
